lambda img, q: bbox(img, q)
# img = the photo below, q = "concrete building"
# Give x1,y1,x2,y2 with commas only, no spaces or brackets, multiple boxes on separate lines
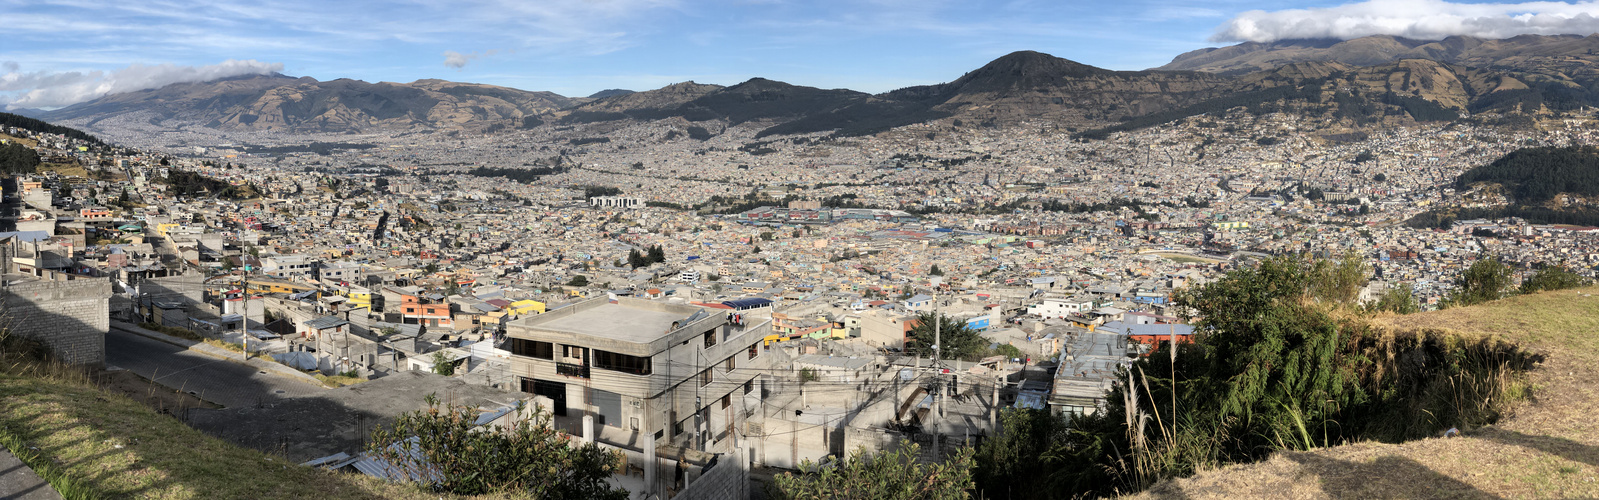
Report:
590,196,643,209
262,254,319,278
504,297,774,456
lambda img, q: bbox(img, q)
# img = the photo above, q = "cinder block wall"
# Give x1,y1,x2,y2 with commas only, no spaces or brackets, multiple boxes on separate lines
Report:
4,279,113,366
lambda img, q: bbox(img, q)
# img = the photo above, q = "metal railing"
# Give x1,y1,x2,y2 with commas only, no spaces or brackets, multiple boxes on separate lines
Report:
556,362,590,378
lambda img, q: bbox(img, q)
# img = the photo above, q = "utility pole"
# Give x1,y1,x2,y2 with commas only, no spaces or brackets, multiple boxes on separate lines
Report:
239,275,249,360
990,376,1000,432
930,276,942,455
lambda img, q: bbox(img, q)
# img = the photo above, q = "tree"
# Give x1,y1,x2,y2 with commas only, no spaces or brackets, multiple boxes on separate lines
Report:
760,231,775,241
1366,283,1420,314
905,312,986,361
772,444,974,500
974,408,1072,497
431,351,457,376
1308,250,1368,306
424,262,440,274
647,244,666,264
929,264,944,276
1445,257,1513,307
367,395,626,498
1519,265,1592,294
565,275,589,287
627,249,648,269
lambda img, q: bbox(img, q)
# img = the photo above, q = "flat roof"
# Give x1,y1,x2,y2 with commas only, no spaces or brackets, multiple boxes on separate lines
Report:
531,302,693,343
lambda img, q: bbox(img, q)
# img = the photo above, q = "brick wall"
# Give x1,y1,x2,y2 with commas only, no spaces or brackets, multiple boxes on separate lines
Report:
4,278,112,366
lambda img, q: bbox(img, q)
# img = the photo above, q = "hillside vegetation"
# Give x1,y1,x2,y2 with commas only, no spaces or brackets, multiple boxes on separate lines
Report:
1131,287,1599,499
0,331,513,500
1456,146,1599,204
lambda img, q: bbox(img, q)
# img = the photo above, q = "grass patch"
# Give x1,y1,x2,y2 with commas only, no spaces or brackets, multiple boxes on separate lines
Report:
37,162,88,178
0,328,502,499
0,133,39,148
135,322,244,353
313,372,366,388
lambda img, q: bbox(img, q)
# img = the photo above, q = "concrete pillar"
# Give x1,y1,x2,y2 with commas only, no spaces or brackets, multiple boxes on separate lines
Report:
645,434,656,497
582,415,594,444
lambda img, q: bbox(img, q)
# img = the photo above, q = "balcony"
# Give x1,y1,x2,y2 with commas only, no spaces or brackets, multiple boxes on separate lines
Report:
556,362,590,379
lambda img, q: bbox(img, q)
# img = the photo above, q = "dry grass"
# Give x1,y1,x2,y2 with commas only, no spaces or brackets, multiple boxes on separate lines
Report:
313,373,367,388
1132,287,1599,499
1,133,39,148
37,162,89,178
0,364,518,499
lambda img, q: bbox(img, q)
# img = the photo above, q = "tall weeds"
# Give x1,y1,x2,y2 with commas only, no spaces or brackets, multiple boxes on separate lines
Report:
975,254,1538,499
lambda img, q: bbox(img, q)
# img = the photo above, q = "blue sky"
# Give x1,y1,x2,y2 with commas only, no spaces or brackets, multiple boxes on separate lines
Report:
6,0,1599,109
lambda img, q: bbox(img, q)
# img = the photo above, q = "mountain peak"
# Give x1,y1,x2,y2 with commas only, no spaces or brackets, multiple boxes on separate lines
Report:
944,50,1111,95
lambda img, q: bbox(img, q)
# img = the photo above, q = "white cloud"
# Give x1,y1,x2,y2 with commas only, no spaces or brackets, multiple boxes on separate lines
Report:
1212,0,1599,43
1,59,283,110
442,49,502,69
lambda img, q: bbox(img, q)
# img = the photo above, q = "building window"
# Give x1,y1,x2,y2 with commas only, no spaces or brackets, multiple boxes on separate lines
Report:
748,343,759,360
672,412,682,436
699,369,712,387
510,339,553,360
703,330,717,348
724,356,735,371
721,394,730,409
593,350,652,375
744,380,754,394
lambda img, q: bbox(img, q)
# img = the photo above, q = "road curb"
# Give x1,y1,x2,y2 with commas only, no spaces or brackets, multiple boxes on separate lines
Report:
109,321,326,387
0,443,62,500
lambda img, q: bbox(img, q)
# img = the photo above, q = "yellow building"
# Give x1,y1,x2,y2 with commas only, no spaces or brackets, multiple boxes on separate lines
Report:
245,278,320,297
347,287,373,309
508,299,546,316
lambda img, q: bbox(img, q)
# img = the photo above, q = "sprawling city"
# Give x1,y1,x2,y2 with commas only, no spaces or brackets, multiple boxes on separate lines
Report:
4,1,1599,499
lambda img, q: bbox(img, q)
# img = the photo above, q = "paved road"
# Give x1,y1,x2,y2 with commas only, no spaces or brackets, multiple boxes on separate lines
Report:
0,444,61,500
105,328,324,408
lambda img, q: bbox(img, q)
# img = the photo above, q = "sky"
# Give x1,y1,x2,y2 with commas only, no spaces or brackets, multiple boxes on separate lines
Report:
7,0,1599,110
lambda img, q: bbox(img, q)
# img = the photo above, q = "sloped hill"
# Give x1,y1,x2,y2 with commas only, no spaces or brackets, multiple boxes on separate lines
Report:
1133,288,1599,499
1161,34,1599,86
42,74,580,133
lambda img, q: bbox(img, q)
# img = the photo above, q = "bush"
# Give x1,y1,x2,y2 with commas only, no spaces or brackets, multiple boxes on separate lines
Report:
773,444,973,500
1519,266,1592,294
367,396,626,497
1445,258,1513,308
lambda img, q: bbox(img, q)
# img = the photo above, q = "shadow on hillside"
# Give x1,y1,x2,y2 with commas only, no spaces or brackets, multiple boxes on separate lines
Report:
1281,452,1494,499
1474,427,1599,468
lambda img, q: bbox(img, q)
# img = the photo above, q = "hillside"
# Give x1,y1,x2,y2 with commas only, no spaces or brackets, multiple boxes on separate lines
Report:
0,340,517,499
1456,146,1599,204
1159,34,1599,80
41,74,581,133
1407,146,1599,228
1133,288,1599,499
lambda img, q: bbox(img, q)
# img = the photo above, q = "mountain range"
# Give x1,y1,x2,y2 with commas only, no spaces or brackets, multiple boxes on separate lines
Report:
35,34,1599,139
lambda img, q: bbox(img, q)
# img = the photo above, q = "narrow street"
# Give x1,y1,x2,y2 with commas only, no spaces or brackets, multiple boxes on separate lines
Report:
106,327,324,409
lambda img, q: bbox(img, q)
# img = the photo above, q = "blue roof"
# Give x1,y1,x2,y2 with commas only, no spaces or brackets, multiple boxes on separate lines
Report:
721,298,773,310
